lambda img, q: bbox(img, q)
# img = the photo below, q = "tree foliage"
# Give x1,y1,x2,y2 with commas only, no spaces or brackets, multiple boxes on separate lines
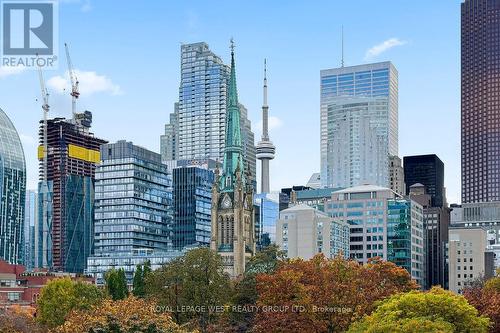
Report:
54,296,189,333
104,268,129,301
145,248,231,333
36,277,104,328
133,260,153,298
348,287,490,333
464,275,500,333
253,254,418,333
0,306,44,333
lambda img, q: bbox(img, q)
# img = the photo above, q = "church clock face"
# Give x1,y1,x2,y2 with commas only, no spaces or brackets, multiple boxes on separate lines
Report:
222,194,232,209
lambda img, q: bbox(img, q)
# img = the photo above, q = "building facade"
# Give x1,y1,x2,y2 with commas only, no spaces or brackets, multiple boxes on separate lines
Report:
448,227,495,293
210,44,256,277
461,0,500,203
37,112,107,273
276,204,350,260
409,183,450,289
320,62,398,189
254,192,279,248
164,42,256,186
160,103,179,163
24,190,37,270
88,141,174,284
327,185,425,287
389,155,405,196
0,108,26,265
172,165,214,249
403,154,445,208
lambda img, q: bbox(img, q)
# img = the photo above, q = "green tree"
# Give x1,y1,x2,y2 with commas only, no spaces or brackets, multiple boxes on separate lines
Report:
104,268,129,301
145,248,230,333
347,287,491,333
36,277,104,328
132,264,144,297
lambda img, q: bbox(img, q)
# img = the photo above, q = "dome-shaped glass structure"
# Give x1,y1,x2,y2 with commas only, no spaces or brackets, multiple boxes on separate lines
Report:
0,107,26,264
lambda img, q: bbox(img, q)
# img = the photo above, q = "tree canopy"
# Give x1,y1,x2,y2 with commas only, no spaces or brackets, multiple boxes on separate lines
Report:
104,268,129,301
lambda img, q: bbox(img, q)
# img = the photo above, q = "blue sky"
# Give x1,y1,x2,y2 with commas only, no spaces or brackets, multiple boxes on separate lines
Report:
0,0,462,202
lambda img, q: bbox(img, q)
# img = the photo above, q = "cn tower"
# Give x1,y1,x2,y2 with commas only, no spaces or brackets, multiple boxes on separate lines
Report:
256,59,276,193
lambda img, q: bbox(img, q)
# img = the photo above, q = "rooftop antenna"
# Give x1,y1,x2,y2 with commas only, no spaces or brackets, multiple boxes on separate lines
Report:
341,25,345,67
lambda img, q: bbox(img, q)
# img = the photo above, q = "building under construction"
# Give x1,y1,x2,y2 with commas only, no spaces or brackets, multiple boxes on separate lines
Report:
37,112,107,273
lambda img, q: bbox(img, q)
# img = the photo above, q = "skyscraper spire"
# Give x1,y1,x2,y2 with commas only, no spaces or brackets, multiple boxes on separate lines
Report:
221,38,244,191
256,59,276,193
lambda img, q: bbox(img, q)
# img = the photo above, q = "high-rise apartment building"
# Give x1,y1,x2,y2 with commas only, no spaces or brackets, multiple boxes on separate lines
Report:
37,112,107,273
160,103,179,162
320,62,398,188
461,0,500,203
163,42,256,185
0,108,26,265
172,164,214,249
327,185,425,287
276,204,350,260
88,141,174,284
404,154,445,208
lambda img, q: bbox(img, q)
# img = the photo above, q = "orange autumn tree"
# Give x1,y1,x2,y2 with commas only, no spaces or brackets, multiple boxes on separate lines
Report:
253,254,418,333
464,273,500,333
0,305,44,333
54,296,191,333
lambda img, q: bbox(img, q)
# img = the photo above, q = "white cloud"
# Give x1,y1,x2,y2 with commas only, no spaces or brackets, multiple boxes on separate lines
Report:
364,38,407,60
47,70,123,96
60,0,92,12
0,66,25,78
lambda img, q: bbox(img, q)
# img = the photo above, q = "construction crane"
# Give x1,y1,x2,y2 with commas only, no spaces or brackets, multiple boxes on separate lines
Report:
36,56,50,269
64,42,79,120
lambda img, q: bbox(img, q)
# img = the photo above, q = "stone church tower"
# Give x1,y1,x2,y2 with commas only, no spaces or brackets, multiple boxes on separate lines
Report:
211,41,255,277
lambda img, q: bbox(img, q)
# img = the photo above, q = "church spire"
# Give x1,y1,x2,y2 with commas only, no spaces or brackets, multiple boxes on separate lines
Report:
221,38,244,191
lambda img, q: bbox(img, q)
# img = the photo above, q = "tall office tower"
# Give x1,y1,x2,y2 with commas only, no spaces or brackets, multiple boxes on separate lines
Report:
239,104,257,188
254,192,280,249
88,141,174,283
409,183,450,290
256,61,276,193
320,62,398,189
0,108,26,265
172,164,214,249
37,112,107,273
211,42,256,277
167,42,256,184
160,103,179,163
403,154,445,208
461,0,500,203
24,190,38,270
389,155,405,196
327,185,425,287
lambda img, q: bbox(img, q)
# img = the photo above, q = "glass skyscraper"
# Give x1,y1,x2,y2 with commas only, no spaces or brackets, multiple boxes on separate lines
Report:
320,62,398,189
88,141,175,284
0,108,26,265
162,42,256,185
254,192,280,248
172,165,214,249
24,190,37,270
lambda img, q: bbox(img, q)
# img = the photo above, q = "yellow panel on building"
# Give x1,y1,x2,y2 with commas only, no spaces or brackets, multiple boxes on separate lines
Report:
37,145,45,160
68,144,101,163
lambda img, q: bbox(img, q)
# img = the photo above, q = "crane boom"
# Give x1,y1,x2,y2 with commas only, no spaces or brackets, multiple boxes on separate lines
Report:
64,42,79,119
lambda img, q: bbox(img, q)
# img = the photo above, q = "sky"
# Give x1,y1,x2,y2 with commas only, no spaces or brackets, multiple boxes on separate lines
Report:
0,0,462,203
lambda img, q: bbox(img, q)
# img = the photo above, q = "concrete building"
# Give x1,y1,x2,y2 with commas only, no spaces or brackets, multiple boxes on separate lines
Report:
163,42,256,186
256,61,276,194
210,43,256,277
450,202,500,246
320,62,398,189
276,204,350,260
306,173,321,189
37,112,106,273
409,183,450,289
448,227,495,293
281,187,342,213
327,185,425,287
461,0,500,203
87,141,174,284
389,155,405,196
404,154,445,208
0,108,26,265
